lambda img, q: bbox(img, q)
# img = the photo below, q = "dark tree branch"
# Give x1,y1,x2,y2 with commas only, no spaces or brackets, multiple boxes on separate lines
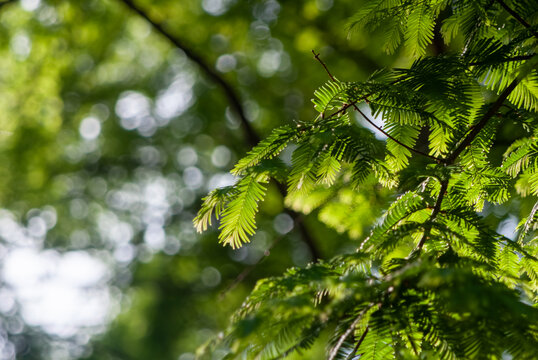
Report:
445,77,521,164
496,0,538,40
120,0,322,260
312,50,443,163
0,0,16,7
118,0,260,147
0,0,16,8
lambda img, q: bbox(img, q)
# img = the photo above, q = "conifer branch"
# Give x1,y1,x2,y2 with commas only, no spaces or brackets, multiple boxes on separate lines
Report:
416,66,525,251
495,0,538,40
312,50,443,163
419,56,536,251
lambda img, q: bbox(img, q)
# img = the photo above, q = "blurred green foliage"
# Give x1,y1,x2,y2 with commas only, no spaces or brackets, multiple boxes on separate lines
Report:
0,0,533,359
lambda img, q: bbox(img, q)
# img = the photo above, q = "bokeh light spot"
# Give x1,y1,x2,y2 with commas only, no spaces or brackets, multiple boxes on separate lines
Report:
79,117,101,140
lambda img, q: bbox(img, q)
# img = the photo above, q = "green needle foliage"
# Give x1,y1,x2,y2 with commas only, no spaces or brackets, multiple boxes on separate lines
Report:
195,1,538,358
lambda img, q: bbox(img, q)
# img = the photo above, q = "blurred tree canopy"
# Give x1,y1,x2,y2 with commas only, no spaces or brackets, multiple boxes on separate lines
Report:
0,0,535,359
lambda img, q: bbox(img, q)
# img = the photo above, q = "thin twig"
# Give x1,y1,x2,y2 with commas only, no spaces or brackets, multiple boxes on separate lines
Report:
347,326,369,360
312,50,443,163
328,318,360,360
328,306,372,360
119,0,322,260
416,179,448,251
323,77,405,121
495,0,538,40
354,106,443,162
312,50,336,81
